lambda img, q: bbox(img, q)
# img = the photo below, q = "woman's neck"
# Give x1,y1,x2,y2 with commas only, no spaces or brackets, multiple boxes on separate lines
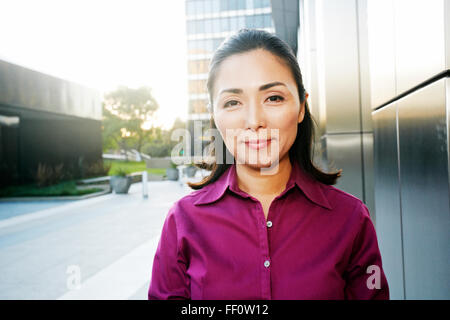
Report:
235,156,292,197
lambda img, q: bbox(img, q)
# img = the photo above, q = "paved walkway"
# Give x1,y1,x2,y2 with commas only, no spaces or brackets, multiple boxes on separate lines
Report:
0,201,73,221
0,175,200,299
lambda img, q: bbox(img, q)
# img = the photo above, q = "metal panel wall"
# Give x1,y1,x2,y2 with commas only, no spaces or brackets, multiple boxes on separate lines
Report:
297,0,374,217
362,132,374,223
366,0,397,110
323,134,363,200
298,0,450,299
397,79,450,299
368,0,449,299
394,0,446,93
372,103,405,299
367,0,447,109
315,0,361,134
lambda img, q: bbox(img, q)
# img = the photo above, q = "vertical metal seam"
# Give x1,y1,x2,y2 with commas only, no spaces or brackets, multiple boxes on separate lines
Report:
445,2,450,249
446,79,450,254
395,102,406,300
354,0,366,205
392,0,406,297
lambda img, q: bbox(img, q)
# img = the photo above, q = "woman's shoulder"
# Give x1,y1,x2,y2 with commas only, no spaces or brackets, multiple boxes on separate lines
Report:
166,185,215,217
319,183,372,220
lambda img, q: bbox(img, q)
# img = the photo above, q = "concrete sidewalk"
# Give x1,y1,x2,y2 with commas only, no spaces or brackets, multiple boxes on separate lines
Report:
0,176,200,299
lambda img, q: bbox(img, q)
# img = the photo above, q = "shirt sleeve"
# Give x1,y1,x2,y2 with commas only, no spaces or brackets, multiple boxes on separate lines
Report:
343,202,390,300
148,202,190,300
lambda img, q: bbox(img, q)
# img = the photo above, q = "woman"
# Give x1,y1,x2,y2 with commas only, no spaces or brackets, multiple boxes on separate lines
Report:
148,29,389,300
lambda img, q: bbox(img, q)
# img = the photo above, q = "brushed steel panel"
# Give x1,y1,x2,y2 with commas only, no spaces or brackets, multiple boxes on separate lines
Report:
397,78,450,299
446,0,450,69
394,0,446,93
315,0,361,133
362,132,375,223
357,0,373,132
323,133,363,200
372,102,405,300
298,0,327,137
366,0,396,109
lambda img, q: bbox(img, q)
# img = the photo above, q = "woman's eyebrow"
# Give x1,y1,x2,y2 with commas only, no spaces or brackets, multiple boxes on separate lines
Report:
219,81,287,96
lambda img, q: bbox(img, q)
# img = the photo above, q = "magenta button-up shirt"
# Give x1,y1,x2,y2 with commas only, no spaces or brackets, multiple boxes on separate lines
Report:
148,160,389,300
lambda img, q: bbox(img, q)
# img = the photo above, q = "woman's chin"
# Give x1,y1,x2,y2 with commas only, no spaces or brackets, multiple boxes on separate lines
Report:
235,156,279,168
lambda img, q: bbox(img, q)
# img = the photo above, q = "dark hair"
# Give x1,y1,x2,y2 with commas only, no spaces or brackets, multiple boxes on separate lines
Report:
187,29,341,189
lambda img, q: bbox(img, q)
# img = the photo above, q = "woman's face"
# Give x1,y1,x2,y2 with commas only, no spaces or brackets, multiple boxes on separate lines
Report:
212,48,307,170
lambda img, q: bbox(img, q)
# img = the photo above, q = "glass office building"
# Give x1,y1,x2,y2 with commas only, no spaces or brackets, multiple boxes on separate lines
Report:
185,0,275,157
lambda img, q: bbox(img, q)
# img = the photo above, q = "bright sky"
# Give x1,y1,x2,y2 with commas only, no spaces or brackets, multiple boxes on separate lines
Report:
0,0,188,130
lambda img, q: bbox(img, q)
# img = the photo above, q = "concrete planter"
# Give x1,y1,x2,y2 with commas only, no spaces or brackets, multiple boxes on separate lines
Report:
166,168,179,181
110,175,132,194
185,166,197,178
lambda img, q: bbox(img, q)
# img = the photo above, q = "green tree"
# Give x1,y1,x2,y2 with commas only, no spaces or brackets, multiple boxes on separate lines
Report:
141,117,186,157
102,86,159,153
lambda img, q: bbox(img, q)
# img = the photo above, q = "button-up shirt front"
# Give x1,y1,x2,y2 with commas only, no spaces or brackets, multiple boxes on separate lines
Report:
148,160,389,300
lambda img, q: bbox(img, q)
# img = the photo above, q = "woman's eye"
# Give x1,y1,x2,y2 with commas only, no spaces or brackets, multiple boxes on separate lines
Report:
267,95,284,103
223,96,284,108
223,100,239,108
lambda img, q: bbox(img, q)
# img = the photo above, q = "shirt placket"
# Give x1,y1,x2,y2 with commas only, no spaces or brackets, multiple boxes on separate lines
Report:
253,200,272,300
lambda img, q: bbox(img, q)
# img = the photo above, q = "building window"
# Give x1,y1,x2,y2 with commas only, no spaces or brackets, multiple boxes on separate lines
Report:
186,1,196,15
254,0,271,9
245,15,255,28
220,17,229,32
213,38,225,50
204,18,219,33
189,99,208,114
195,0,205,15
264,13,273,28
229,16,239,31
188,59,210,74
204,0,212,14
212,17,221,33
254,14,264,27
228,0,246,11
196,19,205,33
188,79,207,94
187,20,195,34
219,0,229,11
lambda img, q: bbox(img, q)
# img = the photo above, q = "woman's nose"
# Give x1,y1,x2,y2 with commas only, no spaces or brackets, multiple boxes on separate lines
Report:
245,100,266,131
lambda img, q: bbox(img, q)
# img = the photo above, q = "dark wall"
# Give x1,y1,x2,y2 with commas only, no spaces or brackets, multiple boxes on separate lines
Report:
0,60,101,120
0,104,102,186
0,59,102,187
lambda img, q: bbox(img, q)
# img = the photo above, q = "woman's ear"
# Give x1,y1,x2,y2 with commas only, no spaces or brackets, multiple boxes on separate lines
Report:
298,93,309,123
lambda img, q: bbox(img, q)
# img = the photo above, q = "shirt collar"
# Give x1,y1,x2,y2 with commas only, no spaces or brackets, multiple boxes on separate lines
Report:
193,160,333,211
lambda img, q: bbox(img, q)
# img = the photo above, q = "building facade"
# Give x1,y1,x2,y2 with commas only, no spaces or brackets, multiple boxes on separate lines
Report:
0,60,102,187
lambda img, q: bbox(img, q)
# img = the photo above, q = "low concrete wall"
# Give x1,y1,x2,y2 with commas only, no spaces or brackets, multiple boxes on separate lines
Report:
145,157,173,169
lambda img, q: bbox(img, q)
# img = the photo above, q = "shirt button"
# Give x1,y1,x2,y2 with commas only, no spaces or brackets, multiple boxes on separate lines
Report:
266,220,273,228
264,260,270,268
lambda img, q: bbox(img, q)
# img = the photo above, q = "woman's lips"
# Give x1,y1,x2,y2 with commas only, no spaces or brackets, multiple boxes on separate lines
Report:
244,139,272,150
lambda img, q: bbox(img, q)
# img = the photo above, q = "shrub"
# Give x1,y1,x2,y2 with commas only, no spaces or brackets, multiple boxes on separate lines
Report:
35,163,65,187
142,142,172,157
84,159,111,178
112,167,128,177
